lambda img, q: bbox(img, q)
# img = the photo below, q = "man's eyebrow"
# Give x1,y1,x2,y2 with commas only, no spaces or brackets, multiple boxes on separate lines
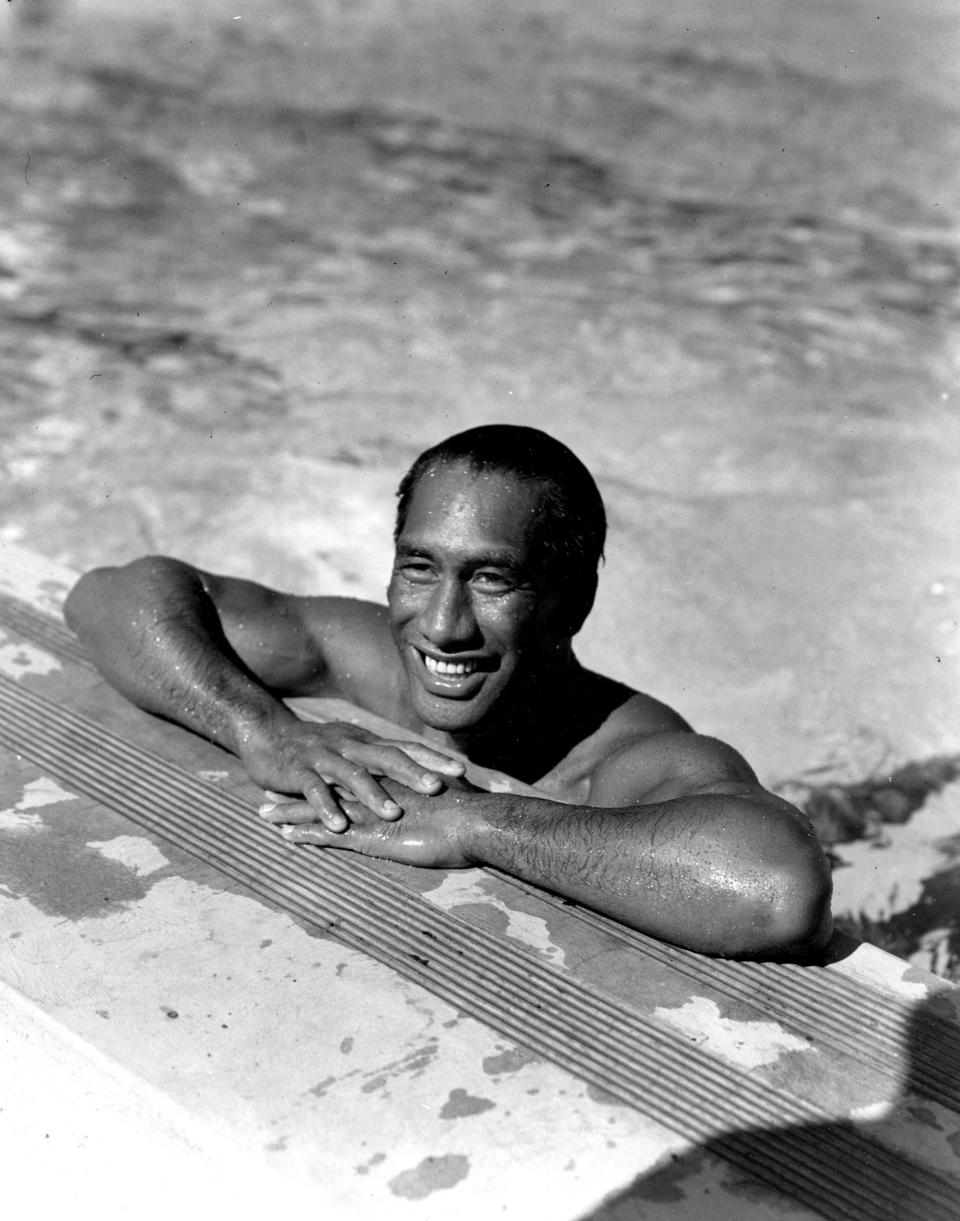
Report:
394,541,433,559
469,551,526,570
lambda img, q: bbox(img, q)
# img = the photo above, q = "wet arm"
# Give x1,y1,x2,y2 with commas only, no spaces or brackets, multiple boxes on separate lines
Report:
63,556,302,755
274,735,833,958
461,785,832,957
64,558,464,822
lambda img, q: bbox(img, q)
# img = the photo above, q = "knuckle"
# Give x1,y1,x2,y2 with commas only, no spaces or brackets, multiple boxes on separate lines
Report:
313,744,340,769
340,761,369,783
305,740,334,764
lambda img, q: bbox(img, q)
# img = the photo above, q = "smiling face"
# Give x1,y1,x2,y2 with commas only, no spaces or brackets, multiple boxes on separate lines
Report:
387,461,570,737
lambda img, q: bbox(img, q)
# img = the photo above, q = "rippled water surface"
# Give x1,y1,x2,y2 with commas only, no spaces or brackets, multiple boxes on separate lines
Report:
1,0,959,973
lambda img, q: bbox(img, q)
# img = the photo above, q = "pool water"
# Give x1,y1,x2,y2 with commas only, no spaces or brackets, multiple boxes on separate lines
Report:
1,0,958,975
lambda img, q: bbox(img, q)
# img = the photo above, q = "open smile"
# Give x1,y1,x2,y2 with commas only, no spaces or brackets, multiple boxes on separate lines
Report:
422,653,482,677
413,648,494,697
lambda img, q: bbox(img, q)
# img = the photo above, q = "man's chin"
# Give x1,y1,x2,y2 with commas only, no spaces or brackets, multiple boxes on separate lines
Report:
411,688,491,735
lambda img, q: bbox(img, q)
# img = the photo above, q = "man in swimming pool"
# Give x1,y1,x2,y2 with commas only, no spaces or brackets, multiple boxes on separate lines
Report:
64,424,832,958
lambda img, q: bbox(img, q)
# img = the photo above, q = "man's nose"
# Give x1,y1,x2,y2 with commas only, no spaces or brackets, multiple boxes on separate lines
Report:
421,577,477,648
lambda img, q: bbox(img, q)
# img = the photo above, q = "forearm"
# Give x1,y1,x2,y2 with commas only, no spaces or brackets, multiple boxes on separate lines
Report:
463,789,833,957
64,557,294,755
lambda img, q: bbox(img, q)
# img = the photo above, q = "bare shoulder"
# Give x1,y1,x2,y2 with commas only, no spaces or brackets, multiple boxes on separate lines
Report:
200,570,399,703
552,685,761,809
537,683,718,805
288,593,403,709
588,727,761,808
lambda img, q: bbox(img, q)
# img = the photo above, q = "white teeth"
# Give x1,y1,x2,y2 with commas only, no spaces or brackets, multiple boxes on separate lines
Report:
422,653,478,677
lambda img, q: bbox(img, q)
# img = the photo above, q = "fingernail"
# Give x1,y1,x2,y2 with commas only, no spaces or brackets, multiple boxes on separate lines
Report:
383,800,401,816
258,803,278,817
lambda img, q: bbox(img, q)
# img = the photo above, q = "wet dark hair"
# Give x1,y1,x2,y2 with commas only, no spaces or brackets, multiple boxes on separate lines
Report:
394,424,606,632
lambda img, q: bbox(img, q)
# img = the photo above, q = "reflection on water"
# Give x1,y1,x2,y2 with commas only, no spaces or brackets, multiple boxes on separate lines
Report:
1,0,959,975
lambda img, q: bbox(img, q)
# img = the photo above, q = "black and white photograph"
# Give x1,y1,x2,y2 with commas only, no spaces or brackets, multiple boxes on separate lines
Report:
0,2,958,1217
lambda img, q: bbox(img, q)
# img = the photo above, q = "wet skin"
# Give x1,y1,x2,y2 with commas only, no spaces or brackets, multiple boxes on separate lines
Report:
386,464,603,768
64,466,834,955
390,467,560,730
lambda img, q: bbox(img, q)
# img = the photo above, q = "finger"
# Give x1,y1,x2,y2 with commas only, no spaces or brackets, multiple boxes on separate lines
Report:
331,726,464,787
262,789,296,805
300,776,351,832
341,742,450,794
279,820,440,868
393,742,467,777
330,760,407,818
280,824,341,847
340,723,465,777
279,822,387,852
258,798,317,825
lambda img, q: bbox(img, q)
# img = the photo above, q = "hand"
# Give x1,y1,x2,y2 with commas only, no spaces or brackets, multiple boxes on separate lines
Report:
260,777,484,869
241,717,466,833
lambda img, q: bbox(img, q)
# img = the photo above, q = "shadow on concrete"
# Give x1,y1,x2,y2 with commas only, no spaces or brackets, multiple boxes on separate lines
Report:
582,988,960,1220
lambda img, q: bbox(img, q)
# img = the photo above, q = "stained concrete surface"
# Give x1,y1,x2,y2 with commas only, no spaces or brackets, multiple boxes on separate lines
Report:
0,0,958,973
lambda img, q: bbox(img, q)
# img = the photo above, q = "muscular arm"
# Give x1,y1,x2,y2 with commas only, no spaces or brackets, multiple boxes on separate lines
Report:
272,733,832,959
464,784,831,958
63,557,464,824
64,556,306,752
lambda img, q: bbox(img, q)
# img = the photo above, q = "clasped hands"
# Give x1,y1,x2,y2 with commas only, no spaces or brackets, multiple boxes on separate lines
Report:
245,719,482,868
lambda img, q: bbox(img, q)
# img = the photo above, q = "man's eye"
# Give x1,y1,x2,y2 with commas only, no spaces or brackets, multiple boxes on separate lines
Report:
399,562,435,583
472,571,514,592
